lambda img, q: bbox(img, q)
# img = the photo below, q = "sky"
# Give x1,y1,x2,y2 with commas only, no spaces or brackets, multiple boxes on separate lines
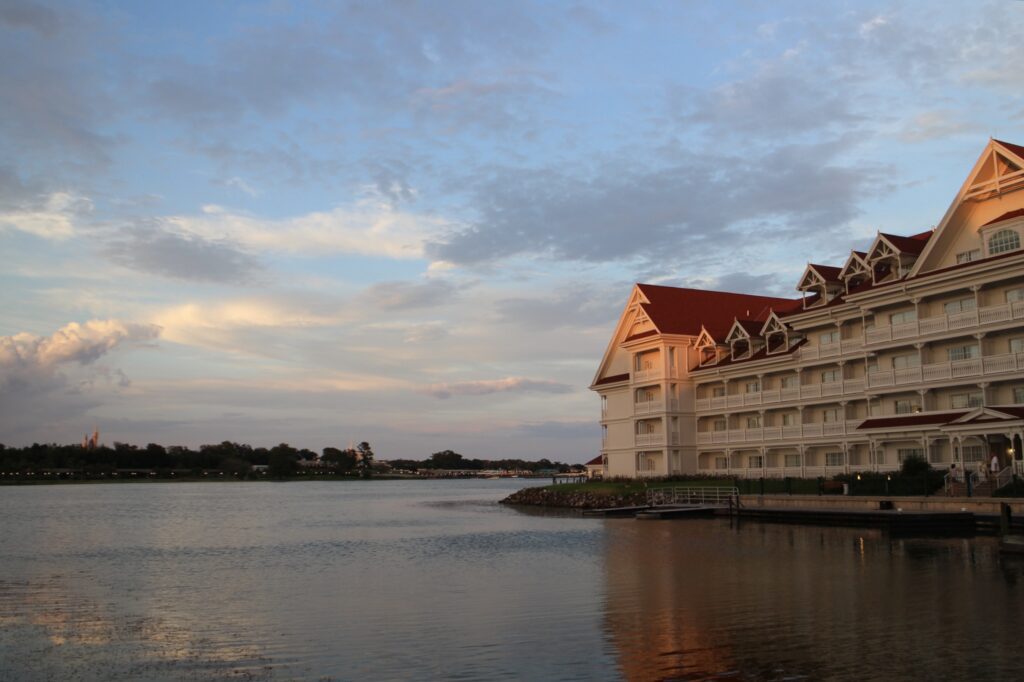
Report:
1,0,1023,461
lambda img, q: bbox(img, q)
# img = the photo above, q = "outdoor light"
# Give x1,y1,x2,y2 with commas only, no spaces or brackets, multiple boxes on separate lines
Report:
856,474,862,480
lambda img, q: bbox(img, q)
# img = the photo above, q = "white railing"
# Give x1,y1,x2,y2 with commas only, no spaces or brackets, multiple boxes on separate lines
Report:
634,400,664,415
634,432,664,447
647,486,739,507
697,419,865,445
633,368,661,382
995,466,1013,491
696,351,1024,412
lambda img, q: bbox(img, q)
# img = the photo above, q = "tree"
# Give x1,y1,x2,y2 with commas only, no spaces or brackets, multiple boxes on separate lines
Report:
356,442,374,478
428,449,464,469
268,443,298,479
322,447,357,472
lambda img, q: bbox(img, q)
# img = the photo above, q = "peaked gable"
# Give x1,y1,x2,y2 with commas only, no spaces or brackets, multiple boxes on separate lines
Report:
911,139,1024,276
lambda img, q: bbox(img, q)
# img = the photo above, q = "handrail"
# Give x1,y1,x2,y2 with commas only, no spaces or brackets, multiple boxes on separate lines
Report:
647,486,740,507
995,466,1013,492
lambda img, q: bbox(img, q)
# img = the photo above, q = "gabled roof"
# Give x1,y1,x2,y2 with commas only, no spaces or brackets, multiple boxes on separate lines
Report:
759,310,789,335
910,139,1024,276
877,231,932,255
982,208,1024,227
695,326,719,347
585,455,604,466
839,250,870,279
857,411,967,430
635,283,796,339
797,263,842,290
593,373,629,386
946,406,1024,424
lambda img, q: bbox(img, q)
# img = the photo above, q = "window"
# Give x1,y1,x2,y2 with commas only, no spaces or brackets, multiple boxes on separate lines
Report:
819,330,839,345
988,228,1021,255
820,368,840,383
962,445,984,463
1014,387,1024,404
746,415,761,429
745,380,760,394
951,392,983,409
947,344,979,361
780,375,798,389
825,452,845,467
956,249,980,264
943,297,976,315
714,456,728,470
748,455,764,469
601,395,608,413
897,448,924,463
713,418,727,432
895,400,916,415
890,310,917,325
1007,287,1024,303
822,408,841,423
1011,338,1024,354
891,354,920,370
781,413,797,427
867,360,880,374
784,454,802,467
712,386,726,397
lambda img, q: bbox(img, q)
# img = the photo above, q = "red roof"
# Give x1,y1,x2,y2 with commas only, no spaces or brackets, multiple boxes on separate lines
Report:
994,139,1024,160
982,208,1024,227
880,231,932,254
808,264,842,281
593,373,629,386
636,283,798,339
857,412,967,430
733,319,763,336
585,455,603,466
624,329,658,342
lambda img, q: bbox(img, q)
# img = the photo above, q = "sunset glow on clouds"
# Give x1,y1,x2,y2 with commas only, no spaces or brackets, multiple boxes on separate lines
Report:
2,1,1023,459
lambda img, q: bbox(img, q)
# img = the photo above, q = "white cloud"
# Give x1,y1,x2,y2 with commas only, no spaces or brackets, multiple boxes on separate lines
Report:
421,376,574,399
0,319,160,372
165,199,449,259
0,191,91,240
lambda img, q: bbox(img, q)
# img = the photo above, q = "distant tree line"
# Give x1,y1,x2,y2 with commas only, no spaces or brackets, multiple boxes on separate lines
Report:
0,442,578,480
388,449,576,473
0,440,376,480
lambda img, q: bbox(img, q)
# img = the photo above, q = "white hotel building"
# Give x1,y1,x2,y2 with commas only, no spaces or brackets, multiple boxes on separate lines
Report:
591,139,1024,479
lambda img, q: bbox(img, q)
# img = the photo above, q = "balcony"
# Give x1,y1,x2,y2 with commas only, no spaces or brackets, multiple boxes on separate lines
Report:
696,419,864,445
864,300,1024,346
695,352,1024,412
633,398,681,415
634,431,680,447
632,367,680,383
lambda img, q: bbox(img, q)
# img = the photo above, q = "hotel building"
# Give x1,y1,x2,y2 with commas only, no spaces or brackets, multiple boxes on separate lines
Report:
591,139,1024,479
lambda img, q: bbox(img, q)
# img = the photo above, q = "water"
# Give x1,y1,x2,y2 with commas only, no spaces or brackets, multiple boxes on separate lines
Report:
0,481,1022,681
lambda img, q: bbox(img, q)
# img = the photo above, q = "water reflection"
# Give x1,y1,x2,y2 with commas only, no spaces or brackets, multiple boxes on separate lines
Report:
601,519,1024,681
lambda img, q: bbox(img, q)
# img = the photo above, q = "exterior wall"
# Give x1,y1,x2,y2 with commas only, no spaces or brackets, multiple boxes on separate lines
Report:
593,142,1024,479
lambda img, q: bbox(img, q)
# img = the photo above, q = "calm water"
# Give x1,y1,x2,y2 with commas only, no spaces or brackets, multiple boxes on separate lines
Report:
1,481,1022,681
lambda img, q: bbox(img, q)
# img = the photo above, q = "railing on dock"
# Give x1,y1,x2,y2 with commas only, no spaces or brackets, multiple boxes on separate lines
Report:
647,486,740,508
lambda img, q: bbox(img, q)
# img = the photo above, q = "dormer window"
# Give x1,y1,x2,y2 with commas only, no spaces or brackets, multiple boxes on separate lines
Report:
988,228,1021,255
797,264,843,308
760,312,790,355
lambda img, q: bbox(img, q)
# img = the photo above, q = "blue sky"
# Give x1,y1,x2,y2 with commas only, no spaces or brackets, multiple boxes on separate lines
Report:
2,0,1023,460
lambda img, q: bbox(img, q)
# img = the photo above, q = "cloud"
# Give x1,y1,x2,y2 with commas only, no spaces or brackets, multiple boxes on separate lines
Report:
104,224,263,283
428,139,880,267
899,110,972,143
0,191,91,240
0,319,160,438
0,0,60,36
421,376,573,400
166,200,447,259
494,287,620,330
363,279,458,311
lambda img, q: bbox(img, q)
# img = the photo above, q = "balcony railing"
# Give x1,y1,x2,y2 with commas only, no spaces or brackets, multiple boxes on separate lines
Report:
695,299,1024,385
633,398,681,414
635,432,680,447
864,301,1024,345
632,367,680,383
696,419,864,445
695,352,1024,412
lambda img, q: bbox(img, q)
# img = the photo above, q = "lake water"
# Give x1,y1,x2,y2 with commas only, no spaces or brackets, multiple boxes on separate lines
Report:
1,480,1022,681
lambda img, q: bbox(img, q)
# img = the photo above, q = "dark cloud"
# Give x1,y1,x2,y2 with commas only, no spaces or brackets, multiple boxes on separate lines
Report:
428,139,881,267
494,287,621,330
104,225,262,284
0,0,59,36
364,279,459,311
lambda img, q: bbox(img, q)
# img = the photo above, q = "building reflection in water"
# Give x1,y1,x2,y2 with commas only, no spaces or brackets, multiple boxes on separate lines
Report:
600,518,1024,681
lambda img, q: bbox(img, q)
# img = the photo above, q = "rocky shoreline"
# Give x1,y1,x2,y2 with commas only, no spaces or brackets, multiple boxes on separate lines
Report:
500,485,646,510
